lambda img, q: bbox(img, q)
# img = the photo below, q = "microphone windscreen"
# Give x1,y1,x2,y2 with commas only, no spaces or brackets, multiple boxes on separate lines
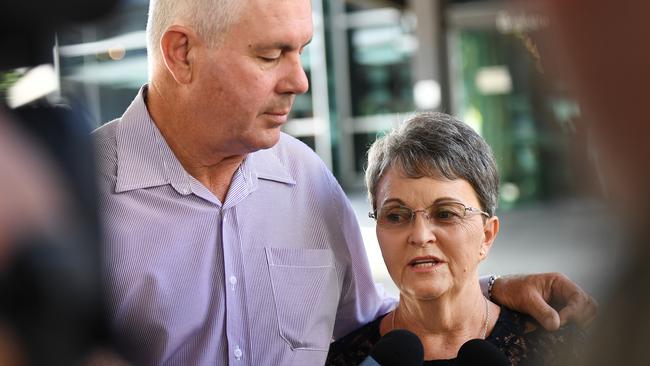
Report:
369,329,424,366
457,339,510,366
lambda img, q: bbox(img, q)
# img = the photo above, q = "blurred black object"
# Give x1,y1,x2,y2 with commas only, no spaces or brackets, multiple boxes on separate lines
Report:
457,339,510,366
0,0,119,69
365,329,424,366
0,0,119,365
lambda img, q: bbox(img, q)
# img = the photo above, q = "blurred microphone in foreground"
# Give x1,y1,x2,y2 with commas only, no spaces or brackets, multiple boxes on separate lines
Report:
457,339,510,366
359,329,424,366
357,331,510,366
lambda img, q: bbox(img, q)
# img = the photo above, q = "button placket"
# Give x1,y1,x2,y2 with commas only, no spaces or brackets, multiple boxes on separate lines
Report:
222,206,249,364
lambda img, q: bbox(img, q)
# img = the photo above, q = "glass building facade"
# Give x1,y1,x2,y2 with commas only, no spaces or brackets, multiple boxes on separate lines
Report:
50,0,591,209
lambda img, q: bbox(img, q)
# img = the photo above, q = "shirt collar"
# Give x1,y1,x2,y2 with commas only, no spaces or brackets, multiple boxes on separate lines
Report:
115,86,192,195
115,86,295,197
246,140,296,187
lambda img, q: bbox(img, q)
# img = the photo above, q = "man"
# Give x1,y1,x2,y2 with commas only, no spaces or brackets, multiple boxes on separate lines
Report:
94,0,596,364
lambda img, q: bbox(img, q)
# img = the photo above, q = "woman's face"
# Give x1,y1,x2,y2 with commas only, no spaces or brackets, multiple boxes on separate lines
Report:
374,167,499,302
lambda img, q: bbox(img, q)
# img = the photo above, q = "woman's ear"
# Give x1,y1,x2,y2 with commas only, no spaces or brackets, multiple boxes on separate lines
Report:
479,215,499,261
159,25,200,84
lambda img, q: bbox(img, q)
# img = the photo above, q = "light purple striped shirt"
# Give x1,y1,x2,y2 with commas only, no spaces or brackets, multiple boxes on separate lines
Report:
93,88,395,365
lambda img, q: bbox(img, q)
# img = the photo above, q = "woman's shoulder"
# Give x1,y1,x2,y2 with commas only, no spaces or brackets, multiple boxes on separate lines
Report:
489,307,587,365
325,314,387,366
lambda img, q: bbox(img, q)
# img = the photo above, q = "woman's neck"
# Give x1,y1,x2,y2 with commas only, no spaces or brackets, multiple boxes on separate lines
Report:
380,282,500,360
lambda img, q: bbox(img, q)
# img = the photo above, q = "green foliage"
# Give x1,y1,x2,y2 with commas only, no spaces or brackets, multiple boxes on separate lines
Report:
0,70,22,100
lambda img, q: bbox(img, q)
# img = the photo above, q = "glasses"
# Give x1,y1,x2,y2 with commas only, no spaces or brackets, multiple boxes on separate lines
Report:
369,201,490,229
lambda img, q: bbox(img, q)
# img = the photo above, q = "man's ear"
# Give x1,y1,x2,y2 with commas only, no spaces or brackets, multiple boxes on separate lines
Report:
479,215,499,261
159,25,200,84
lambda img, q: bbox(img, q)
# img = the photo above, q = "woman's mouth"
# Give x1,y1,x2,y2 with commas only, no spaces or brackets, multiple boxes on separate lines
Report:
408,256,444,271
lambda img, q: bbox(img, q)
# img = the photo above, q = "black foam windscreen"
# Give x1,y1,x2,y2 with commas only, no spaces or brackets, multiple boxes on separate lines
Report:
370,329,424,366
457,339,510,366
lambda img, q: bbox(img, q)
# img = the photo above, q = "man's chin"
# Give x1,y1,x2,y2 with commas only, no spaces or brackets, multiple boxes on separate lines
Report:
245,130,282,153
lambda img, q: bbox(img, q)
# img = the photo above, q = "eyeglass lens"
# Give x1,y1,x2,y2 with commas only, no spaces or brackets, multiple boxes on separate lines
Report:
377,202,468,228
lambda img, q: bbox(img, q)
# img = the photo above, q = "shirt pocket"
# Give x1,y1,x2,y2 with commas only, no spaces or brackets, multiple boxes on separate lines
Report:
265,247,339,351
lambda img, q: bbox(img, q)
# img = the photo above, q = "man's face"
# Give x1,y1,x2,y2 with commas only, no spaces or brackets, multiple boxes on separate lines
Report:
189,0,312,155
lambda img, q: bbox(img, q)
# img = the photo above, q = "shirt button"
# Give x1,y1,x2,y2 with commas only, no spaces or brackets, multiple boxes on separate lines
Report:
229,275,237,291
234,346,243,360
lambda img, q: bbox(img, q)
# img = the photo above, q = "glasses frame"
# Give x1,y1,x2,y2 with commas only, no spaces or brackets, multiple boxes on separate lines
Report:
368,201,490,229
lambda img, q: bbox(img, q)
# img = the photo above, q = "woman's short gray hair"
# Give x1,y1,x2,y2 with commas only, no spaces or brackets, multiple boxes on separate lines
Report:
365,112,499,216
146,0,243,67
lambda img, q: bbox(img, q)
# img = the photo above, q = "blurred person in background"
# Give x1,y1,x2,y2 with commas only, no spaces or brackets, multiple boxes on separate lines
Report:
0,106,107,365
0,0,118,364
0,110,61,366
539,0,650,365
327,112,585,365
94,0,597,364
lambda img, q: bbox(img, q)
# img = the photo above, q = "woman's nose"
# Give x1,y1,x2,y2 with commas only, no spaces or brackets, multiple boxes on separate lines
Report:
407,213,437,247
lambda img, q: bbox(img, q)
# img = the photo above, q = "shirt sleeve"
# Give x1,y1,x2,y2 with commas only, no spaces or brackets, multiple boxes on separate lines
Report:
325,171,396,340
479,275,492,298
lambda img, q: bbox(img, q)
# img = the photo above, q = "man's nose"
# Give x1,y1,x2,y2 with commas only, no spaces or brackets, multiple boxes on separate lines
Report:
277,54,309,95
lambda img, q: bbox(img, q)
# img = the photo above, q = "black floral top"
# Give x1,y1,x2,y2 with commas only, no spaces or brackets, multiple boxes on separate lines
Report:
326,307,584,365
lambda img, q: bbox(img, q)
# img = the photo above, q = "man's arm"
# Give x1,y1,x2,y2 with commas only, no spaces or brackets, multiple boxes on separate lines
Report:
325,168,396,340
489,273,597,331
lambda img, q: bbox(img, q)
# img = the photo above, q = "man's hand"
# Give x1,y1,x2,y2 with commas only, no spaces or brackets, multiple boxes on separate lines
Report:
490,273,597,331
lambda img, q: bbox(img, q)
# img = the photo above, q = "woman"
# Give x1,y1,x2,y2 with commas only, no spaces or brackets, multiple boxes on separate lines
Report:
326,112,582,365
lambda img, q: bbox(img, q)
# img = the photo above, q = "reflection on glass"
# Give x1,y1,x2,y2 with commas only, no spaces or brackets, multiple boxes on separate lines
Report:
452,27,580,207
57,3,150,126
348,23,415,117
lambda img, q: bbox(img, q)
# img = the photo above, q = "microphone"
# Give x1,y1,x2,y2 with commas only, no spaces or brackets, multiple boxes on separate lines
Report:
457,339,510,366
360,329,424,366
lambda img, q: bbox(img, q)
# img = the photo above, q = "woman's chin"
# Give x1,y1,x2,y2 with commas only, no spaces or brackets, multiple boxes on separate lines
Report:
397,271,451,299
400,283,450,301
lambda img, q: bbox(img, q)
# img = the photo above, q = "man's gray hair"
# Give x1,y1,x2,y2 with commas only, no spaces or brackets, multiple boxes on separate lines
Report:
365,112,499,216
146,0,243,69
